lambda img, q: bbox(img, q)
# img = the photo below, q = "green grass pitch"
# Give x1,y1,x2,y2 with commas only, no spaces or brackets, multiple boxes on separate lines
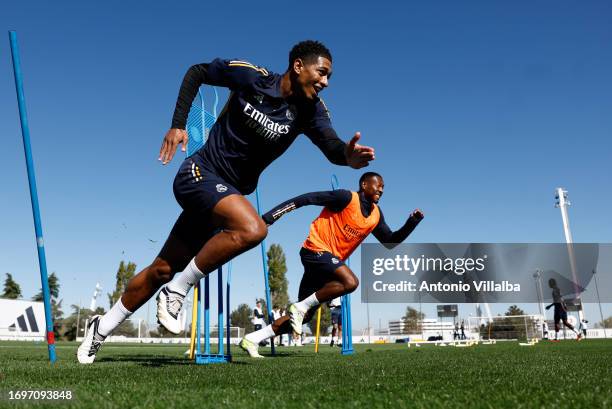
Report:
0,340,610,408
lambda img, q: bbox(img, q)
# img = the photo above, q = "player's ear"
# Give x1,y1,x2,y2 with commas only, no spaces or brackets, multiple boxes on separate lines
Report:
293,58,304,75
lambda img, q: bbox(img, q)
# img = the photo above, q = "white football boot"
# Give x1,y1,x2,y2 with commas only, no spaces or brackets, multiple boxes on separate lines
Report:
156,286,186,334
77,315,106,364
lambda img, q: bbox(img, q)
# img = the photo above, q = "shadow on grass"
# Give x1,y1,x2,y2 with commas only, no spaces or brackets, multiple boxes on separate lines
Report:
256,350,337,358
96,355,257,367
96,355,185,366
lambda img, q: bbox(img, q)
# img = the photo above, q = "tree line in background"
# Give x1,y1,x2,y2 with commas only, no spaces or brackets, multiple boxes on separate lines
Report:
0,243,302,340
11,244,606,340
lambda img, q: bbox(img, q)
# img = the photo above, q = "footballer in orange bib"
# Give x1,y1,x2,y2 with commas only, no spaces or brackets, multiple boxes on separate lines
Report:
303,191,380,260
238,172,423,356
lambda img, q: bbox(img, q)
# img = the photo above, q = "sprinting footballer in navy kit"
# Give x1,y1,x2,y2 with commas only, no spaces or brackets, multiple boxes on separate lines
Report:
545,278,582,341
78,40,375,363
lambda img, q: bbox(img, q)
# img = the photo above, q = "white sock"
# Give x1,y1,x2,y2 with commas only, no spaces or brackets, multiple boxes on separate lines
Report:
294,293,319,312
245,325,276,344
167,258,205,296
98,298,132,337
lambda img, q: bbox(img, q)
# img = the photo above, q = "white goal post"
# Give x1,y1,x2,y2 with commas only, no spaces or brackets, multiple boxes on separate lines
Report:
468,314,545,342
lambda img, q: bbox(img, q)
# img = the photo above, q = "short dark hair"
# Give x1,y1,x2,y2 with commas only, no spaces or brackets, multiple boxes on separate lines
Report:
288,40,332,68
359,172,382,187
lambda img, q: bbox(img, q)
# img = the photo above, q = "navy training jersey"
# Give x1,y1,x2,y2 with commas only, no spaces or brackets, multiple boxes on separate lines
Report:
189,58,341,195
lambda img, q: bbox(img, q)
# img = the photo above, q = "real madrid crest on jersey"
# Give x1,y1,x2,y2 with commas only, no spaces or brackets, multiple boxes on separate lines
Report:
286,108,295,121
254,94,264,104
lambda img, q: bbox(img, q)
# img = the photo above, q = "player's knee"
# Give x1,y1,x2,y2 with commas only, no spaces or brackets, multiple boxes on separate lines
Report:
345,276,359,293
234,218,267,249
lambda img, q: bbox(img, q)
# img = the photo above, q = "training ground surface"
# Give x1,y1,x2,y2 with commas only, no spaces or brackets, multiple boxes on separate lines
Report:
0,340,610,408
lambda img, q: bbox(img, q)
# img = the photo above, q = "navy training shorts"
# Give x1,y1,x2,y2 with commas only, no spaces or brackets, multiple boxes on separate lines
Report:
156,157,240,271
553,304,568,323
173,157,240,215
297,247,346,300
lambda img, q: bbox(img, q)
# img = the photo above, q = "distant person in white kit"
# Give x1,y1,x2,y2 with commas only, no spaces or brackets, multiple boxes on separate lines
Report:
253,301,266,331
579,319,588,339
272,305,282,345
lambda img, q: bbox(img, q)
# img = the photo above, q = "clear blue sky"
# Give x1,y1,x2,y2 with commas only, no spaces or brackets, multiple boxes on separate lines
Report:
2,1,611,330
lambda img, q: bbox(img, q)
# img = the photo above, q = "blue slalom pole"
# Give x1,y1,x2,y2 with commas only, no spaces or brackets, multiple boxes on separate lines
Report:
331,175,354,355
226,261,232,358
341,259,354,354
218,266,224,356
204,275,210,355
9,31,56,364
196,282,202,354
255,187,275,355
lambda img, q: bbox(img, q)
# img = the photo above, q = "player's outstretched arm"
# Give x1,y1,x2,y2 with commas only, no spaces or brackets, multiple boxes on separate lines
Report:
345,132,375,169
305,127,374,168
262,190,352,226
373,209,424,249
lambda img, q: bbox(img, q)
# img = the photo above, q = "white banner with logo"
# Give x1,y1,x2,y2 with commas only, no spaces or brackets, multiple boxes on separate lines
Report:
0,299,45,341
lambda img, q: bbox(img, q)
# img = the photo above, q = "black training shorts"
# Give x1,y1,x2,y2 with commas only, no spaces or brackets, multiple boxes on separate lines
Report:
297,247,346,300
553,304,568,323
173,157,240,215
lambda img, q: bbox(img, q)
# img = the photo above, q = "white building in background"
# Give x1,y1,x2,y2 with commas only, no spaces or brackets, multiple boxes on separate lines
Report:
389,318,455,339
0,298,45,341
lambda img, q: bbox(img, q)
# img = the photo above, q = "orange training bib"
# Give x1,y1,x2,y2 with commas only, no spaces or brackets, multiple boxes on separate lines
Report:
303,192,380,260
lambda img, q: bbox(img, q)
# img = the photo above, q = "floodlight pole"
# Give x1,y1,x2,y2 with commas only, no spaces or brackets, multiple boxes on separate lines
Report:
533,269,546,319
366,284,372,344
554,188,584,323
475,303,493,326
75,300,82,340
592,270,607,338
90,282,102,310
9,31,56,363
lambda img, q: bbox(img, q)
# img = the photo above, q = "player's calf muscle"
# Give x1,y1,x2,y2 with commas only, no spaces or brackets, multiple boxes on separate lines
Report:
148,259,174,283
